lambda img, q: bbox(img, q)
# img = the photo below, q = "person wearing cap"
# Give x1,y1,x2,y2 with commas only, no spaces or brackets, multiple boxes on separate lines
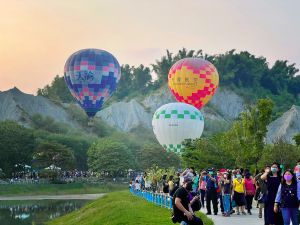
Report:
172,177,203,225
201,168,218,215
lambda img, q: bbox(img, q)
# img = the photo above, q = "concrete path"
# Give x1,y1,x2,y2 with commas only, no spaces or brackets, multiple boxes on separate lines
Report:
200,206,264,225
0,193,105,201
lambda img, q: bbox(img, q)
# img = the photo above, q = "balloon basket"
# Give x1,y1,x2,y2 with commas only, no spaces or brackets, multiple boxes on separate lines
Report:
88,119,94,127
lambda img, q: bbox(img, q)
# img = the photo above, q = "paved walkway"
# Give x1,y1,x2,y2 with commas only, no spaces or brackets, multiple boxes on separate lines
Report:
200,206,264,225
0,193,105,201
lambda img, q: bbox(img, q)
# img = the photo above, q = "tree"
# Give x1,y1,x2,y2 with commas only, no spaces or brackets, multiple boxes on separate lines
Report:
31,114,68,134
152,48,203,86
135,143,181,170
259,140,299,169
33,141,75,170
45,134,92,170
0,121,35,176
132,65,153,93
181,137,234,170
219,99,274,168
37,75,74,103
87,137,134,176
114,64,134,99
293,133,300,146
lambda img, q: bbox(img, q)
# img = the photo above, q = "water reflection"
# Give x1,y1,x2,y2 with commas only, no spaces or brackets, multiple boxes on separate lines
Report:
0,200,89,225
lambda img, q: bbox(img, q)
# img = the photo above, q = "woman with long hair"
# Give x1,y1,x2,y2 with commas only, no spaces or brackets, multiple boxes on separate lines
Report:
274,169,299,225
261,162,283,225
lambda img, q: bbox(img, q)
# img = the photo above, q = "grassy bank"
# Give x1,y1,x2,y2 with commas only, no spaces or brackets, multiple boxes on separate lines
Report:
0,183,127,196
48,190,214,225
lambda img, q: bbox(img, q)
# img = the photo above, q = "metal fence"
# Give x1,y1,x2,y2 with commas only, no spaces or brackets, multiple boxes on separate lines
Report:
130,188,173,209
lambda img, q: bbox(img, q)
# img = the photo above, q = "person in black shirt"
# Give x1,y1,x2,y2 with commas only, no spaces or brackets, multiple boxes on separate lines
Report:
172,177,203,225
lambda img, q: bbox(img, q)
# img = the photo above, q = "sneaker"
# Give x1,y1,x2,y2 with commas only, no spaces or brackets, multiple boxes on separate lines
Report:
206,212,212,215
258,213,262,218
242,212,247,215
248,211,252,215
214,213,218,215
237,212,240,215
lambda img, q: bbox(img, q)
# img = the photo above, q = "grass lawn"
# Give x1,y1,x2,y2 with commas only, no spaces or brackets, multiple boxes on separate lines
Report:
0,182,127,196
48,190,214,225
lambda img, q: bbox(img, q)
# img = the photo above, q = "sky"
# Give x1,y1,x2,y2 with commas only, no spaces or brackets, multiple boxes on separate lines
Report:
0,0,300,94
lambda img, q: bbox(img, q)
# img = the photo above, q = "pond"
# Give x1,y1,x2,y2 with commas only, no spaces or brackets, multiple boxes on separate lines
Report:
0,199,90,225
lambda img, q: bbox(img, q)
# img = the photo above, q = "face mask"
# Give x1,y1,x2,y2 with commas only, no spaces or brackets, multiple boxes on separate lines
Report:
236,174,242,179
297,165,300,169
186,182,193,191
284,174,293,181
271,167,277,173
209,171,213,175
203,175,207,180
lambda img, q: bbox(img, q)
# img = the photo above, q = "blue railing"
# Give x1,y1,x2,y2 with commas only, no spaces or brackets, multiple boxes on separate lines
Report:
130,188,173,209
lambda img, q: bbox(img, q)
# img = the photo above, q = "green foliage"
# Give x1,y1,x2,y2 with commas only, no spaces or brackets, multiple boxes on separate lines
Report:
114,64,154,101
0,121,35,176
182,137,235,170
45,134,92,170
258,141,300,169
65,103,88,125
31,114,69,134
37,75,74,103
135,143,181,171
293,133,300,146
87,138,134,176
33,141,76,170
181,99,278,170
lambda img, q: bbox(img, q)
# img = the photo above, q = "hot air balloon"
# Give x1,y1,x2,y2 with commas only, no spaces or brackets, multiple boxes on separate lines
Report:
64,49,121,118
168,58,219,109
152,102,204,153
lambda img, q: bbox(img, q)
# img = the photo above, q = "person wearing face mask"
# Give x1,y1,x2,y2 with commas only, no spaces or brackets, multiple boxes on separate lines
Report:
274,169,299,225
232,172,246,215
201,169,218,215
244,172,256,215
261,162,283,225
172,177,203,225
295,160,300,199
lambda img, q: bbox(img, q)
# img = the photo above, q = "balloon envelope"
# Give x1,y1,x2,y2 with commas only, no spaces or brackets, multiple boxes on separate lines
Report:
64,49,121,117
152,102,204,153
168,58,219,109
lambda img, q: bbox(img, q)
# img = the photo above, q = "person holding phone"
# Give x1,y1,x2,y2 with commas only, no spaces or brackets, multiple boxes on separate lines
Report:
261,162,282,225
172,177,203,225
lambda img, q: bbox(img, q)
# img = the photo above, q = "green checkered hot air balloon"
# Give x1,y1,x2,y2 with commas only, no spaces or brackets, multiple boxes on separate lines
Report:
152,102,204,154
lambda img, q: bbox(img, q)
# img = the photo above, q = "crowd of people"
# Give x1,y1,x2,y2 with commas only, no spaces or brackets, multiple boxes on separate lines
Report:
8,170,106,184
131,160,300,225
